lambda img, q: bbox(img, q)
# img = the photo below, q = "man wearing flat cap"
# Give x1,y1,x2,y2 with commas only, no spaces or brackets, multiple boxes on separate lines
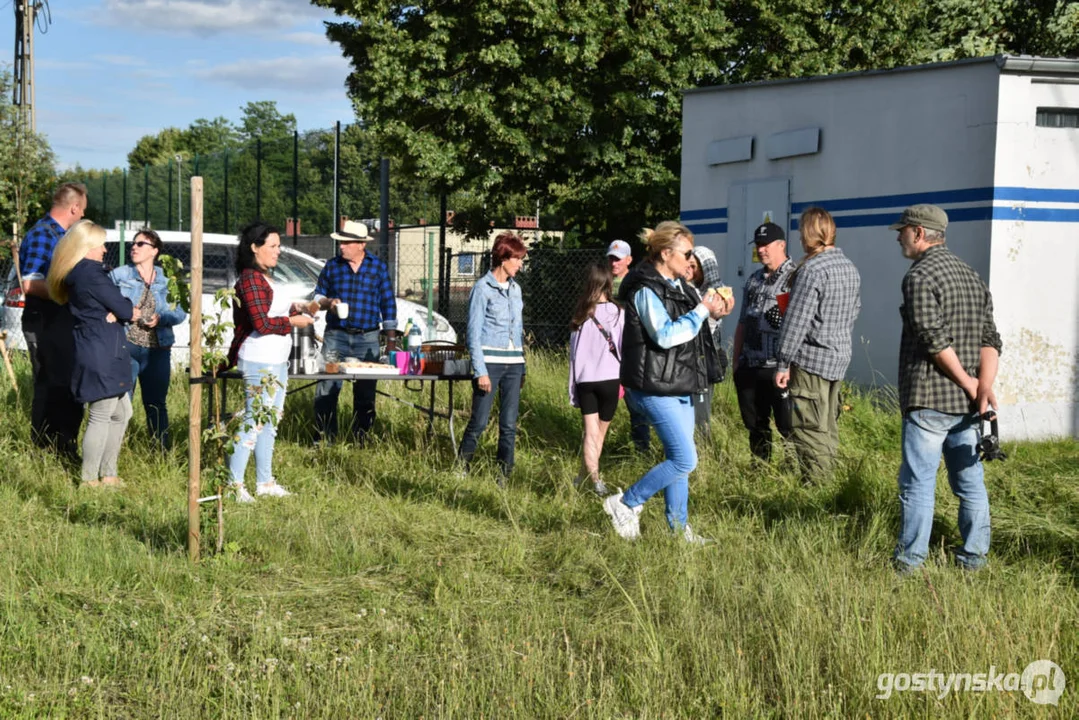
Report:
732,222,795,462
312,220,398,444
890,204,1002,573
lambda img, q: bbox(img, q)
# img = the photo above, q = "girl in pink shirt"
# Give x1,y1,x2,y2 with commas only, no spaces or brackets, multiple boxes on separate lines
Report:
569,262,624,495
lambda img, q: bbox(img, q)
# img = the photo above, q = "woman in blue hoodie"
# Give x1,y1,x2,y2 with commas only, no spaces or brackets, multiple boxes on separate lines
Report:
110,229,186,448
47,221,140,487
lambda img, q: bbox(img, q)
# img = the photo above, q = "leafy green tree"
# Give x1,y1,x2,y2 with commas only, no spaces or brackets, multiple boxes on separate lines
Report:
925,0,1079,60
316,0,734,242
0,67,57,246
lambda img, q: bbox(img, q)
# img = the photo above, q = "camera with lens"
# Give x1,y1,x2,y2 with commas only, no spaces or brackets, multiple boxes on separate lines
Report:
977,411,1007,462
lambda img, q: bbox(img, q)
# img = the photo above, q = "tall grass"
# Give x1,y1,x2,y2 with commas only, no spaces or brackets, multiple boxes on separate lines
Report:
0,349,1075,718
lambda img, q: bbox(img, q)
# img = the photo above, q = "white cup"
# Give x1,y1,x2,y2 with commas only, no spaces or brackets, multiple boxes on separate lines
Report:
335,302,349,319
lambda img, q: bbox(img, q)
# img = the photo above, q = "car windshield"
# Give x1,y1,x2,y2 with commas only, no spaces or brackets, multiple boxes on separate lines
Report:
273,250,321,288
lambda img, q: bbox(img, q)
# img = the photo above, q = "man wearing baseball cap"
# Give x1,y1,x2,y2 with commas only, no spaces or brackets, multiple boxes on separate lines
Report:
606,240,632,295
889,204,1001,573
606,238,653,453
732,222,795,462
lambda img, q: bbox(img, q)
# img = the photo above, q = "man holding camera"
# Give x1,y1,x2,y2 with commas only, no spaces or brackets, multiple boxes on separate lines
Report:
890,204,1002,573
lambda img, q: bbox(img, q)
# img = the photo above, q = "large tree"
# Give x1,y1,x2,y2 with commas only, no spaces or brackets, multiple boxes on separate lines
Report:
315,0,1077,241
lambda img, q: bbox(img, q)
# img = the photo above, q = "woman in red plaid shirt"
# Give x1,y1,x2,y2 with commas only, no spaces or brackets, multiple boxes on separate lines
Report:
226,222,317,503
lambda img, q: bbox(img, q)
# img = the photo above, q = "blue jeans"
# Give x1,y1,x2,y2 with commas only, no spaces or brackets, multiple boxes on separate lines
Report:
622,390,697,530
457,363,524,477
894,408,991,570
625,393,652,453
128,343,172,448
228,359,288,488
315,328,380,441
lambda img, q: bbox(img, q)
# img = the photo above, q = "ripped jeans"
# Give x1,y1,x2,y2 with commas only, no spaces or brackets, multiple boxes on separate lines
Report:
227,359,288,488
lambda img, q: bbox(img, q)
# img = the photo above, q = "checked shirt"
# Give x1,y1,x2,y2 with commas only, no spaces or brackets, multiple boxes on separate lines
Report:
314,253,397,333
18,214,65,281
776,247,861,381
898,244,1002,414
227,269,297,368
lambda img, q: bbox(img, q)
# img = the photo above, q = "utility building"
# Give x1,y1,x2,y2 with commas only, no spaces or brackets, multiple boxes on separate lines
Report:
682,55,1079,440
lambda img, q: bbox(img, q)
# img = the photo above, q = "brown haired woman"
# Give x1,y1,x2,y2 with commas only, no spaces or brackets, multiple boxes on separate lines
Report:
457,232,528,484
568,261,624,495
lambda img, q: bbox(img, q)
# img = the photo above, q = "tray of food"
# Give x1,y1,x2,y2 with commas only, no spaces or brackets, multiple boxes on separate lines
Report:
340,360,395,375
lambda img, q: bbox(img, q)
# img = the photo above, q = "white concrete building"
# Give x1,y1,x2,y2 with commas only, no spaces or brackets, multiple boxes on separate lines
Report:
682,55,1079,440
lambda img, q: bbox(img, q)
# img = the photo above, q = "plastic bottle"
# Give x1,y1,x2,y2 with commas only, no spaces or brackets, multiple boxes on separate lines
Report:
401,318,414,350
408,324,423,360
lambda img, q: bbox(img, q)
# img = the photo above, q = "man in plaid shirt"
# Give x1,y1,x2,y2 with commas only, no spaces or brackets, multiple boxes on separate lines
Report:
775,208,861,481
18,183,88,460
312,220,398,443
889,204,1002,573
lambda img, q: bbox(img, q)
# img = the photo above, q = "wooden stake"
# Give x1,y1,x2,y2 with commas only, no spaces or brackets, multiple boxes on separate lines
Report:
188,177,204,563
0,331,17,394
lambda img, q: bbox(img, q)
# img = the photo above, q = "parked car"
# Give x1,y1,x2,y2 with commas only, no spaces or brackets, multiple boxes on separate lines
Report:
1,230,457,365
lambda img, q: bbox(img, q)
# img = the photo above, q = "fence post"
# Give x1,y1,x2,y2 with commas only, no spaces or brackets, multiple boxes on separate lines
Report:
292,130,299,246
143,164,149,228
438,193,448,315
380,157,390,279
223,148,229,235
256,138,262,220
333,121,341,234
187,176,204,563
167,157,174,230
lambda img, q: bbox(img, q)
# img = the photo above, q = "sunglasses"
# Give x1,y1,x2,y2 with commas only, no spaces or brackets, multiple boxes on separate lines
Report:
669,249,693,260
132,241,156,249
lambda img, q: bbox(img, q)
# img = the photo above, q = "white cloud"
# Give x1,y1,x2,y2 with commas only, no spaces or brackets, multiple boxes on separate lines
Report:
282,31,332,47
93,54,147,67
198,55,350,95
100,0,324,34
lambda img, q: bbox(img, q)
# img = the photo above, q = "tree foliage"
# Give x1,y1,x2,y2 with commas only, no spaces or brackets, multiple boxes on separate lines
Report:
314,0,1078,244
0,67,57,246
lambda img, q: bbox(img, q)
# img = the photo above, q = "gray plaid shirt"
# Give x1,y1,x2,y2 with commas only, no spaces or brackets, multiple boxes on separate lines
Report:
899,244,1002,414
776,247,861,381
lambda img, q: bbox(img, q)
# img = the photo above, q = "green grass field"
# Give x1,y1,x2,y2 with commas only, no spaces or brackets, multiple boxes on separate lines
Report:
0,349,1075,718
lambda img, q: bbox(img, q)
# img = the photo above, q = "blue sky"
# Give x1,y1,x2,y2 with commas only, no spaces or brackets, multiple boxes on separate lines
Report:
0,0,356,170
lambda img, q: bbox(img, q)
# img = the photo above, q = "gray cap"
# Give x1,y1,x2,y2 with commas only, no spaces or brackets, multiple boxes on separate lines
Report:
889,204,948,232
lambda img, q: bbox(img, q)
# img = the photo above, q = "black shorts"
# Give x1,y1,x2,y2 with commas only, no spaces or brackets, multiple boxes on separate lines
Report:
577,379,621,421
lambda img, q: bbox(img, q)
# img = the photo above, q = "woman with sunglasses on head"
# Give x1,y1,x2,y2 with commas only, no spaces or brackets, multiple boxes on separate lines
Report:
603,221,727,543
109,229,187,449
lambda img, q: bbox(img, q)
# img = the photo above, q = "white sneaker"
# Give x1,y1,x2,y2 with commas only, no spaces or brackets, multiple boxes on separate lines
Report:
682,524,712,545
233,485,255,504
256,482,292,498
603,491,641,540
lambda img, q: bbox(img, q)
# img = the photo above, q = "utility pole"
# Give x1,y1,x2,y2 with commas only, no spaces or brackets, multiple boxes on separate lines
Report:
13,1,49,132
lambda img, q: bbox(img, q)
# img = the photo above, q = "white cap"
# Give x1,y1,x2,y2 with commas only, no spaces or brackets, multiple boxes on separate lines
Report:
606,240,631,259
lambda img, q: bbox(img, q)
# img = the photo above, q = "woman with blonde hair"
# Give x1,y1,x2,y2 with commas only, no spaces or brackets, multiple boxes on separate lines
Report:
773,207,861,480
603,221,727,542
47,220,141,487
568,261,624,495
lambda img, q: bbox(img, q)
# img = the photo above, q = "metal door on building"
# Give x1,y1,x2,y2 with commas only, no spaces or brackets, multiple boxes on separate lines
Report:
725,178,790,303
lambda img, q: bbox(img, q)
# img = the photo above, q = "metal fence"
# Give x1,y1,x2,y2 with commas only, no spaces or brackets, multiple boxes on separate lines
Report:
74,125,498,239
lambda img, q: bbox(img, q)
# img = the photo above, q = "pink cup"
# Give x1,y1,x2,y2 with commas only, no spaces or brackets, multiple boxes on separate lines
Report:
394,352,410,374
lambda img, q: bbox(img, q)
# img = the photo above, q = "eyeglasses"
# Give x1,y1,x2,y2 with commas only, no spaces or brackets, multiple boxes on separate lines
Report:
132,241,156,249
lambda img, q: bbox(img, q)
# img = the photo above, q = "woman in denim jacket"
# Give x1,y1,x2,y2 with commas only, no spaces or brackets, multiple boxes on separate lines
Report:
109,229,187,448
457,232,527,484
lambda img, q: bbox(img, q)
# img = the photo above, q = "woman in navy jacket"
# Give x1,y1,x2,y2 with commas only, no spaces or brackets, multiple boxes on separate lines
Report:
47,220,140,488
110,228,186,448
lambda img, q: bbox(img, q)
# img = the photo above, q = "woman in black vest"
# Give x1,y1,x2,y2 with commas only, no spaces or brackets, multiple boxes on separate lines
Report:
603,221,726,543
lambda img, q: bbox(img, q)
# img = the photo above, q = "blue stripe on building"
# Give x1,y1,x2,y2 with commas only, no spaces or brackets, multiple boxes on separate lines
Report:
682,186,1079,234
